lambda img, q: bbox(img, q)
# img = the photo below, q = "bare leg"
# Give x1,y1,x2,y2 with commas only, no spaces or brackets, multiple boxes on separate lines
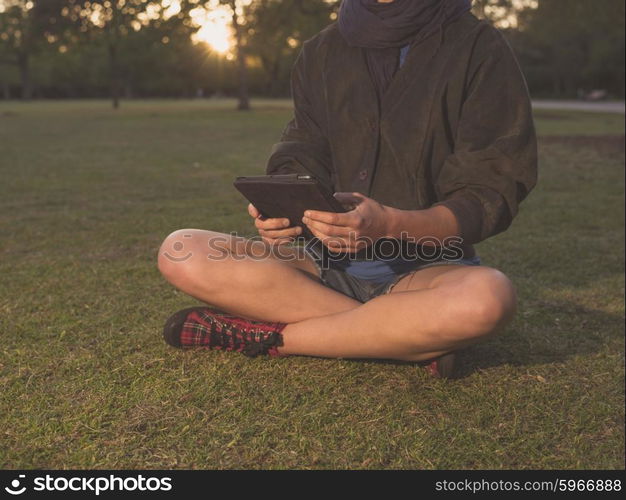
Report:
158,229,360,323
278,264,517,362
158,230,516,362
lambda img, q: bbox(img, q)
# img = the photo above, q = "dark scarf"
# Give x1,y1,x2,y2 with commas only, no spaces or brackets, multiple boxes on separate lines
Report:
338,0,472,97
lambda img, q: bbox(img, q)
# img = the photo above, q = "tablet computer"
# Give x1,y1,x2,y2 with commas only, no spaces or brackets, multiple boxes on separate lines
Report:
233,174,348,234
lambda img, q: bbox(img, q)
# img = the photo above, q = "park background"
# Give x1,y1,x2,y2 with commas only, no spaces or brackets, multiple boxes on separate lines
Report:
0,0,624,104
0,0,624,469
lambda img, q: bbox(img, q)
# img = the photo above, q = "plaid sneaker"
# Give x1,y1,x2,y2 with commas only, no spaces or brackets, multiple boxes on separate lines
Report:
162,307,286,358
424,352,456,379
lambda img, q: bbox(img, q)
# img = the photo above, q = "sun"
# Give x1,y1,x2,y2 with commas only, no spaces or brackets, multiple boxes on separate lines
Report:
190,4,234,55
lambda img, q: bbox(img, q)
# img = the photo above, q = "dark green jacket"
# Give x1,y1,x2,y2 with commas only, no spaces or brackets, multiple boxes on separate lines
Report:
266,12,538,250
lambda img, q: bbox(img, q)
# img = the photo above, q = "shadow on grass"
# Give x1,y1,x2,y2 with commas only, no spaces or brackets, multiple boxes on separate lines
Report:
351,297,623,380
454,300,623,379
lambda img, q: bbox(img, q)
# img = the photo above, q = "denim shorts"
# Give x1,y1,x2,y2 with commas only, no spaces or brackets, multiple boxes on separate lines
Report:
304,239,481,303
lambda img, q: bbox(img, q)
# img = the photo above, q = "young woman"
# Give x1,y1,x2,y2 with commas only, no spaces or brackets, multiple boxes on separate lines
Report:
157,0,537,378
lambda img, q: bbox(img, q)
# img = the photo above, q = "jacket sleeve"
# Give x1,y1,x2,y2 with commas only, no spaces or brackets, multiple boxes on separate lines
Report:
265,42,334,189
433,31,538,245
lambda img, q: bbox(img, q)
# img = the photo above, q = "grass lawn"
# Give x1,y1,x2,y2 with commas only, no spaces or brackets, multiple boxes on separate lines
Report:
0,99,624,469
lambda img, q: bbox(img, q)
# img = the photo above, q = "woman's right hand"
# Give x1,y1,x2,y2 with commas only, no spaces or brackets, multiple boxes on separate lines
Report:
248,204,302,245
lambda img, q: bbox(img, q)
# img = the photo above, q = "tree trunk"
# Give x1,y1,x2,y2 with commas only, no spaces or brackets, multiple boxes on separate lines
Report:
18,52,32,100
261,55,282,97
215,55,224,96
2,81,10,100
124,80,133,99
108,43,120,109
231,6,250,111
267,64,282,97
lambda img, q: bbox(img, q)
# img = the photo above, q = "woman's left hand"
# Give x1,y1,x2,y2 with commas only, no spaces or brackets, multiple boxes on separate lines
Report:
302,192,392,253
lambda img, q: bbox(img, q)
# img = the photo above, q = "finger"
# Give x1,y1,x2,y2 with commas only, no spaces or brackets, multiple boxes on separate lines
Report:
333,192,365,210
248,204,268,221
303,209,352,226
302,217,353,237
324,240,351,249
259,226,302,239
255,217,291,230
309,228,353,249
306,226,326,242
248,203,260,218
307,226,342,246
262,236,294,246
304,210,359,227
325,242,360,254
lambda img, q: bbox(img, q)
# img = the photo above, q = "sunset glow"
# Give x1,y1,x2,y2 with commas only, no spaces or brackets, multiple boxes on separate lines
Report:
190,4,234,55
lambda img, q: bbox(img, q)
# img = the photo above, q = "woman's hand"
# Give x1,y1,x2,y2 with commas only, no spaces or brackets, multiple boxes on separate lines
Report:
301,192,392,253
248,203,302,245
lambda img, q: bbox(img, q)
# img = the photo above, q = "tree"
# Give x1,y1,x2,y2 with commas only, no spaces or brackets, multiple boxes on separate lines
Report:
0,0,68,99
66,0,196,108
66,0,143,108
472,0,515,25
224,0,249,110
201,0,251,110
248,0,336,96
515,0,625,97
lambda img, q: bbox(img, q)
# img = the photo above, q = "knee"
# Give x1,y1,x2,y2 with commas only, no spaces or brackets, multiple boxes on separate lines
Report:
456,268,517,340
158,229,196,287
157,229,229,291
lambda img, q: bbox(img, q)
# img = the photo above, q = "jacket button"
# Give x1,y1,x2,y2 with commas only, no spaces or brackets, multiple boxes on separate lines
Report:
358,170,368,180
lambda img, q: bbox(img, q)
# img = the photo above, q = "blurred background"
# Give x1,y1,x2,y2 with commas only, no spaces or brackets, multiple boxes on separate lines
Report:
0,0,624,108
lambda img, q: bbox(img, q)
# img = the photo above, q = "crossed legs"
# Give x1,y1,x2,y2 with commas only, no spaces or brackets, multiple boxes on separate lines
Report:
158,229,517,362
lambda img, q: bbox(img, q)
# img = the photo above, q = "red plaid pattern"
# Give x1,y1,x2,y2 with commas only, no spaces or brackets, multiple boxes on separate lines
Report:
178,308,285,357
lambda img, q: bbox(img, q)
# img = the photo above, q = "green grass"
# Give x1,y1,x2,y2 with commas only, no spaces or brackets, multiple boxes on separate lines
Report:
532,109,625,136
0,99,624,469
